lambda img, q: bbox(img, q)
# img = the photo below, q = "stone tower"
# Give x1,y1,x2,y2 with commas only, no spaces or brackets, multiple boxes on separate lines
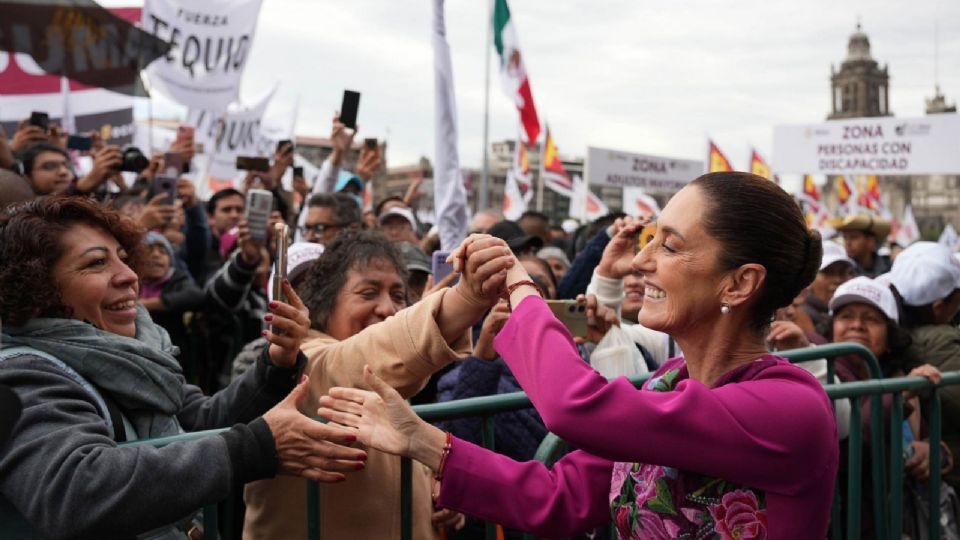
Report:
828,23,891,119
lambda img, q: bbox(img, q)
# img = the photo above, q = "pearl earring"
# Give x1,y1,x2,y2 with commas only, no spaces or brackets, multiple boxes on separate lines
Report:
720,303,731,315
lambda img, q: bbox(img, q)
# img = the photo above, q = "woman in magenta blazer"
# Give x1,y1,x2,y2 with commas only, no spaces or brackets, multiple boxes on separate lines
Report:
321,172,839,539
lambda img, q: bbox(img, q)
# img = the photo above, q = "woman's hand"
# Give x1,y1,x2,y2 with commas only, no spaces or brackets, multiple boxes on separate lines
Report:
904,364,941,400
432,508,466,532
264,280,311,368
237,219,264,265
137,193,177,230
474,300,511,360
448,234,515,308
766,321,811,351
597,216,649,279
318,366,446,468
906,440,932,481
263,376,367,483
578,294,620,345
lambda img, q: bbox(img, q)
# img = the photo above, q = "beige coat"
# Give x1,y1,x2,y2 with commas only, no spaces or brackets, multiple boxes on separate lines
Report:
243,289,471,539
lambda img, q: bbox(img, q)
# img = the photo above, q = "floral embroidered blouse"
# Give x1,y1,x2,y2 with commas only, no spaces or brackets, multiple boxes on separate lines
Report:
438,297,839,539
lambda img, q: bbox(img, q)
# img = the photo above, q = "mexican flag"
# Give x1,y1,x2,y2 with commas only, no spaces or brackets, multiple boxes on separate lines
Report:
494,0,541,144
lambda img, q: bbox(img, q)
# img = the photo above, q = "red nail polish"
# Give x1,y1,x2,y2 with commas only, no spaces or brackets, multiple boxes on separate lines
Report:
355,462,366,471
269,301,278,308
346,435,357,442
264,314,273,322
261,330,268,337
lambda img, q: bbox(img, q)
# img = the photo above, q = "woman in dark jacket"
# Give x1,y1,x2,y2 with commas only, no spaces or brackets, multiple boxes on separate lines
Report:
0,196,365,539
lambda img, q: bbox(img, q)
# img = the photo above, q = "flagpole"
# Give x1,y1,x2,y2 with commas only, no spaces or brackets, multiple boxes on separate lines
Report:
536,128,545,211
479,0,492,211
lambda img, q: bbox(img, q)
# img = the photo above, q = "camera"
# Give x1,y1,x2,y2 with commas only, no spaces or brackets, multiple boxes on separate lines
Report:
118,146,149,173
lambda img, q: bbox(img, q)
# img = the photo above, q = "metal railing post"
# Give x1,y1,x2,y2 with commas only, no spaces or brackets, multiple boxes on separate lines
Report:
481,416,497,540
847,401,863,539
928,390,942,539
888,392,903,540
307,481,320,540
401,457,413,540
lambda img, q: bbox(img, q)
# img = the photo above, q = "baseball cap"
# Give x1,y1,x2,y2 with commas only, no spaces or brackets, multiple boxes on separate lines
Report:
268,241,325,302
829,276,899,323
488,220,543,254
820,240,855,272
334,170,364,193
378,207,417,229
396,241,431,274
888,241,960,306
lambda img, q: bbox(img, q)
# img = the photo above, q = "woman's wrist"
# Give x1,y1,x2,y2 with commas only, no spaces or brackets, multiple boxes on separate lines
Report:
409,423,448,471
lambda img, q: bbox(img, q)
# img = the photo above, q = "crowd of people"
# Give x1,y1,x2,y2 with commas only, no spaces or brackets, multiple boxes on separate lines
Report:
0,114,959,539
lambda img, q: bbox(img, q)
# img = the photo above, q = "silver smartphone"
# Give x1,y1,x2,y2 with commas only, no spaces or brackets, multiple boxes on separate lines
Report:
245,189,273,242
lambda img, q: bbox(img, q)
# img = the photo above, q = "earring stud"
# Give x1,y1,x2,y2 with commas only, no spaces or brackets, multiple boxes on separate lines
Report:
720,303,731,315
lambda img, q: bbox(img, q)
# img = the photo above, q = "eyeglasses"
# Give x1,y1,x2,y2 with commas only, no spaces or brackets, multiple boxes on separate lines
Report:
299,223,344,236
36,161,72,172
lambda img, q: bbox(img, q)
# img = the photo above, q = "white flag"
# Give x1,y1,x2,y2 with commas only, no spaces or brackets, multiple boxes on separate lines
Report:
502,169,526,220
622,187,661,219
939,223,959,252
570,175,608,222
432,0,469,251
143,0,264,111
895,205,920,247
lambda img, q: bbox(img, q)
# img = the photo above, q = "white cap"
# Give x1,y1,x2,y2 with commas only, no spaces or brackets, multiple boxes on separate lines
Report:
889,241,960,306
378,206,417,229
829,276,899,323
268,242,325,303
821,240,855,272
561,219,580,235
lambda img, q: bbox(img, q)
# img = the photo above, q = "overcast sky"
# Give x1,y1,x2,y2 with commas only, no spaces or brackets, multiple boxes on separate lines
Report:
110,0,960,190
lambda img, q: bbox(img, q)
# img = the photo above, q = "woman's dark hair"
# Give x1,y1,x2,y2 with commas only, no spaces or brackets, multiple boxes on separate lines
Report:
690,172,822,332
821,305,914,376
298,229,408,331
0,196,147,326
519,255,558,299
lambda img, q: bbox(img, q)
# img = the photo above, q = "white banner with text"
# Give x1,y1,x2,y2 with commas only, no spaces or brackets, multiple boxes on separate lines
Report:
773,115,960,175
585,146,703,192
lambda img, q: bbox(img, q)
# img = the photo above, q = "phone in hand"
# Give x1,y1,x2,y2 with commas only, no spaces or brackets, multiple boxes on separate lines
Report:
293,166,304,177
29,111,49,131
152,175,178,205
546,300,589,338
339,90,361,129
245,189,274,242
163,151,184,176
66,134,92,151
271,222,290,334
276,139,293,153
236,156,271,172
431,250,459,287
364,138,377,150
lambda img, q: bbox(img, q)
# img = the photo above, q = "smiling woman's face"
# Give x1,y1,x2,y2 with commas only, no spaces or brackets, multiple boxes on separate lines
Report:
832,303,889,357
52,224,140,337
630,185,728,336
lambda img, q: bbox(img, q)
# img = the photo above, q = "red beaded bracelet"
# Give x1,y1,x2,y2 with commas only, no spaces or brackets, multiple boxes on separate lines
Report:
431,432,454,506
503,280,544,311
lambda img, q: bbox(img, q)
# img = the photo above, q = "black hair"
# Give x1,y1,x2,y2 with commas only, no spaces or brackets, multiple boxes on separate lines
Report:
519,210,549,224
691,172,822,332
19,143,68,177
519,255,558,299
298,229,408,331
306,192,363,227
206,188,245,215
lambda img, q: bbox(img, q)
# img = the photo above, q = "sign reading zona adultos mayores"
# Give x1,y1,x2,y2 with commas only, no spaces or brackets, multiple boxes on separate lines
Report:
773,115,960,175
585,146,704,192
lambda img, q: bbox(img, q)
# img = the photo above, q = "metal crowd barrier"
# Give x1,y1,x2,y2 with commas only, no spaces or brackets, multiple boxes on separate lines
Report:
116,342,958,540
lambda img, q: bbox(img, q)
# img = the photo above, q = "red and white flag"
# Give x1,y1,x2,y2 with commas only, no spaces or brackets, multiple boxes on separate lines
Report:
541,126,573,197
622,187,661,219
493,0,541,144
570,175,608,222
895,204,919,247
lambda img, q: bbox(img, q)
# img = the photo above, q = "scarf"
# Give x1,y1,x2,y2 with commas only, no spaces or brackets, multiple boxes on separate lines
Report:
2,305,185,438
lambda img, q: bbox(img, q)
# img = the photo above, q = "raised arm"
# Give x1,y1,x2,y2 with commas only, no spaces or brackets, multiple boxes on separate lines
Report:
494,297,838,493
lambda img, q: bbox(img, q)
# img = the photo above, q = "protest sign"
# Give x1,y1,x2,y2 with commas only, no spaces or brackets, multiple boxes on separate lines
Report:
0,8,140,145
188,86,274,187
585,146,703,192
773,115,960,175
143,0,263,110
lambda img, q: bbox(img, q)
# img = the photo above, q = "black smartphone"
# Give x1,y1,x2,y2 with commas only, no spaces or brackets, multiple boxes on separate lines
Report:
293,166,304,177
29,111,49,131
66,134,92,151
276,139,293,153
364,138,377,150
340,90,361,129
236,156,271,172
163,151,184,176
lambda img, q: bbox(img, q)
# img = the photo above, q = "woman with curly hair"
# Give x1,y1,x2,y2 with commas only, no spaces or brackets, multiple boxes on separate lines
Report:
0,196,366,539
